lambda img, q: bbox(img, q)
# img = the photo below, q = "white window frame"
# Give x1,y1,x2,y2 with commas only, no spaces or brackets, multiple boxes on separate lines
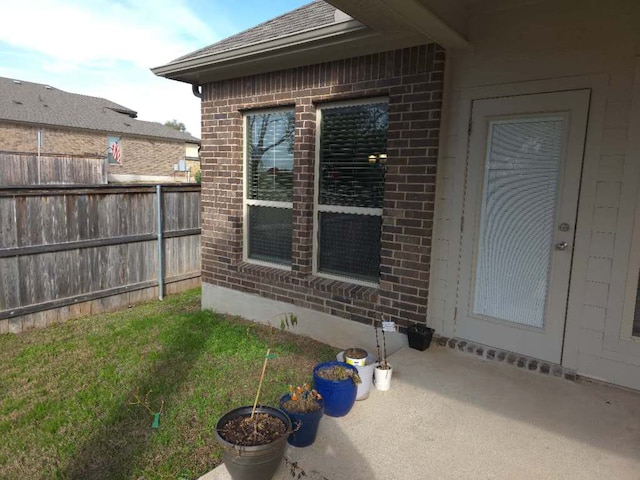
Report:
312,97,388,288
242,107,294,270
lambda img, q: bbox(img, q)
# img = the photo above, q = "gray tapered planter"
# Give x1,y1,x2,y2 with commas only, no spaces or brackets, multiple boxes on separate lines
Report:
215,405,291,480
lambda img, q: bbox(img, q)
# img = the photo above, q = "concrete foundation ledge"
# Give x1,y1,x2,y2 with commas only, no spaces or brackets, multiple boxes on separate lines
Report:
201,282,408,355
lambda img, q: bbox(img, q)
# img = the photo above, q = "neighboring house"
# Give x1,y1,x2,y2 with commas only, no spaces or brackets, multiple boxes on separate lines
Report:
153,0,640,391
0,76,200,183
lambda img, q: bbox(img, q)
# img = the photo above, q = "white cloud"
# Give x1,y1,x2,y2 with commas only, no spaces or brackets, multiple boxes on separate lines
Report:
0,0,223,136
0,0,216,68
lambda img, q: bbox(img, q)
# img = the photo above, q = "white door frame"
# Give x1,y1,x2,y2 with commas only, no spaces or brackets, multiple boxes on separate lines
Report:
442,74,608,369
457,91,589,363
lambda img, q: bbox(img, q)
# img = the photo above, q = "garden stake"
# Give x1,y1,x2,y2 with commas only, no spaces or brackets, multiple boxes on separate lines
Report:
374,324,382,365
251,348,275,419
382,328,388,369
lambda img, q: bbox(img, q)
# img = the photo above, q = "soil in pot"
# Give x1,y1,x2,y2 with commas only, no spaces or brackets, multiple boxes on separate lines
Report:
219,413,287,446
344,347,368,366
316,364,362,382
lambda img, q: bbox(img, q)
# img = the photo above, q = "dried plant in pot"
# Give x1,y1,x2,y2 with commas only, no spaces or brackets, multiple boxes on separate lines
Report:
279,383,324,447
214,349,291,480
374,323,393,391
312,361,361,417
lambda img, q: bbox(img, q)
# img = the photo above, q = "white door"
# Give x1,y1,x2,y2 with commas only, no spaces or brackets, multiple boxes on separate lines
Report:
456,90,590,363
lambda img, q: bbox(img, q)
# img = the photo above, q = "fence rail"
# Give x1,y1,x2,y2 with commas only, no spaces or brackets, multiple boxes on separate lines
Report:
0,152,107,185
0,184,201,331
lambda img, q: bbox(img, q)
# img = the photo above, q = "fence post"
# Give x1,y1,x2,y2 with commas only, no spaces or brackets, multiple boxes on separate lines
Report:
37,130,42,185
156,185,164,300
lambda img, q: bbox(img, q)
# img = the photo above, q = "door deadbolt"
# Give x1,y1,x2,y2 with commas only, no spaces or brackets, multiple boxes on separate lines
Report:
559,223,570,232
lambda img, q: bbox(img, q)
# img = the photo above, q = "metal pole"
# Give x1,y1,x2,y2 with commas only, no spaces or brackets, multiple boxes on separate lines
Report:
36,130,41,185
156,185,164,300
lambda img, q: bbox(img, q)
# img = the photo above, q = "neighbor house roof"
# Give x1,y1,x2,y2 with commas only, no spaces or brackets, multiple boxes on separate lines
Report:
0,76,200,143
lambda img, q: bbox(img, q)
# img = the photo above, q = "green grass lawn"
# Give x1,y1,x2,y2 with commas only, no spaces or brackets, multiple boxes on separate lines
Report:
0,288,337,479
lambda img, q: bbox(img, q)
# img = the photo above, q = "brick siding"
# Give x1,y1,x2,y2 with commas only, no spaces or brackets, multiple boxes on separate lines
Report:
0,122,185,177
201,44,445,328
112,136,185,176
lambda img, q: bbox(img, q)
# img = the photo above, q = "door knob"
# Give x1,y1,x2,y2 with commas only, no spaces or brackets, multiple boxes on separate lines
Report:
556,241,568,251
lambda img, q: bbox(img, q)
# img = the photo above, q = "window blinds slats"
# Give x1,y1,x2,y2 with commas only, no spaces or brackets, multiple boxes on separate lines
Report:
319,103,388,209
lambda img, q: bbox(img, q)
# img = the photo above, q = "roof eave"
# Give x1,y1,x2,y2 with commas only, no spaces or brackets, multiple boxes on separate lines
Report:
152,21,429,84
152,19,368,82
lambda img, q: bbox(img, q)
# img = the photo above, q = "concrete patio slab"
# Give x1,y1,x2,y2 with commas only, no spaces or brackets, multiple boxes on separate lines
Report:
200,346,640,480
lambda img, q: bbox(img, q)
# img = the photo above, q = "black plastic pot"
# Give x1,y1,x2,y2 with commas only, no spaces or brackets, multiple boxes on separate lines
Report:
215,405,291,480
407,325,434,351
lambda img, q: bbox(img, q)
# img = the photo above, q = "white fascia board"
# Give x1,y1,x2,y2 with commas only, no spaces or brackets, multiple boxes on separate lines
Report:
152,19,367,78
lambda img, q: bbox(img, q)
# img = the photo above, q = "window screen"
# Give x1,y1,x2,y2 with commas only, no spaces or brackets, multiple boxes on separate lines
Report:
247,111,294,202
319,103,388,208
248,206,292,266
316,101,388,284
319,212,382,283
245,110,294,266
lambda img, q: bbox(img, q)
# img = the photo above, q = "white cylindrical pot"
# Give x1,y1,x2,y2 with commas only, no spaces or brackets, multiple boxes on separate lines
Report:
337,351,376,400
374,364,393,391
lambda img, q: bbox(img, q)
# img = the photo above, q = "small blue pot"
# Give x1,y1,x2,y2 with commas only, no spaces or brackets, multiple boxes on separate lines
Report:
312,361,358,417
279,394,324,447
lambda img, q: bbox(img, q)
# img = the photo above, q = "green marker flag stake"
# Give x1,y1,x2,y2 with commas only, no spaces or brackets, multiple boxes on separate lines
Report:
266,353,277,359
152,413,161,429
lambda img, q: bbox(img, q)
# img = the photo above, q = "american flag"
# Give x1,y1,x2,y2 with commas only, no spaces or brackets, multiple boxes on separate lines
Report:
110,141,122,164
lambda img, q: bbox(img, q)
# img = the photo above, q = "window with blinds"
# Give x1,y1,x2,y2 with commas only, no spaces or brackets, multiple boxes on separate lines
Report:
244,109,294,266
315,100,388,284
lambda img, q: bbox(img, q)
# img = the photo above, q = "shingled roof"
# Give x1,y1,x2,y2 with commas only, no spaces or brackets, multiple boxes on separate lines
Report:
170,0,343,64
0,76,199,143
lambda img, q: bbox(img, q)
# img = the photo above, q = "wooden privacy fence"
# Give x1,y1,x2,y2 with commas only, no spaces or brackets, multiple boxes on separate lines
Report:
0,152,107,185
0,184,201,333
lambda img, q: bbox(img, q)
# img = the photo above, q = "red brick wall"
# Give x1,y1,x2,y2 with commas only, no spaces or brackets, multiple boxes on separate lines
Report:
200,44,444,329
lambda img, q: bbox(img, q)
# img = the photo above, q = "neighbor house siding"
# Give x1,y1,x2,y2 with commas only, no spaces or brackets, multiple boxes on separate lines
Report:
0,122,104,156
429,0,640,389
200,44,444,329
113,137,185,177
0,122,186,177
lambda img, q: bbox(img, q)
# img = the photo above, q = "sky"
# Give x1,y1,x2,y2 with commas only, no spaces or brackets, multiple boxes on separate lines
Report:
0,0,309,138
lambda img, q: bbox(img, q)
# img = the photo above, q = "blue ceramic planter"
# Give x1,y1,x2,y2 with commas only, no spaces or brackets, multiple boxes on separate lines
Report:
312,361,358,417
279,394,324,447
